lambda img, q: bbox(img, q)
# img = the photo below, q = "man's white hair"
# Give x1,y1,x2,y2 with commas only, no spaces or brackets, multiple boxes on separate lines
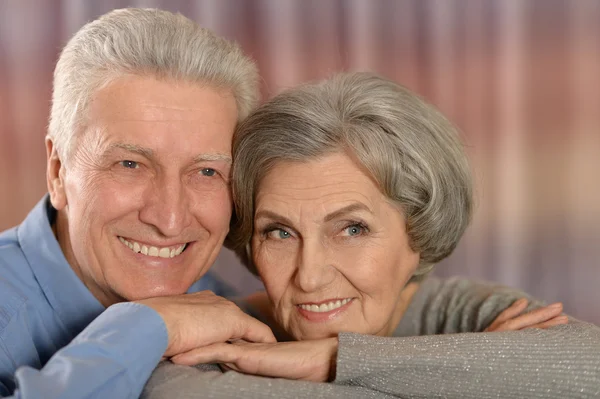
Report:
49,8,259,161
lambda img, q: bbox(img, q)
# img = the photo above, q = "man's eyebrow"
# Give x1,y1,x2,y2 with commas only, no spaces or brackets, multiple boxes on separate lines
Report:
323,203,372,223
106,143,154,158
192,153,232,164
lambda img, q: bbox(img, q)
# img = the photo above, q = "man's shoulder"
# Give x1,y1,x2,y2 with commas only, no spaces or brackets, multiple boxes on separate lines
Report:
0,225,19,249
0,224,30,277
0,225,37,332
0,274,30,335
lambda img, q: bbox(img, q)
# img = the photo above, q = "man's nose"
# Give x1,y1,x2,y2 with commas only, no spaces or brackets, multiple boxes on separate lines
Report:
294,238,336,293
139,175,192,237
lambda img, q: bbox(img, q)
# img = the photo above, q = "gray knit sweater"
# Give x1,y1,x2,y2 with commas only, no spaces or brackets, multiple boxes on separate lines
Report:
142,276,600,398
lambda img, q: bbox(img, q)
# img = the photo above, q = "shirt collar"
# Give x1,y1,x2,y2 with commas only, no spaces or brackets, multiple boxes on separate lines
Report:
17,195,105,337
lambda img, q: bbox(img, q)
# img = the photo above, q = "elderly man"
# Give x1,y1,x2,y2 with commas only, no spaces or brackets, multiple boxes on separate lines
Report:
0,8,275,398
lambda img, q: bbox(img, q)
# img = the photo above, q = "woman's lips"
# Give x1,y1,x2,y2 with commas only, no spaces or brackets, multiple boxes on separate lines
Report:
296,298,354,322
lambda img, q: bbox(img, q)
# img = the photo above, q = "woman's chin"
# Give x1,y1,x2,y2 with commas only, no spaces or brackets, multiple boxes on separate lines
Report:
291,329,344,341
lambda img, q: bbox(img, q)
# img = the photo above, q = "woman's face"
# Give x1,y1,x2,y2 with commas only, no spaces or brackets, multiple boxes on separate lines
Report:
252,152,420,340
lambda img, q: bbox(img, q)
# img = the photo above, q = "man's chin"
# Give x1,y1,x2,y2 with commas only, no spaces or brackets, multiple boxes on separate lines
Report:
116,281,193,302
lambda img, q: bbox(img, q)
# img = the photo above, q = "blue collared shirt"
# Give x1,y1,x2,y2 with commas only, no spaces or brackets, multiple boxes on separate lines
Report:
0,196,235,398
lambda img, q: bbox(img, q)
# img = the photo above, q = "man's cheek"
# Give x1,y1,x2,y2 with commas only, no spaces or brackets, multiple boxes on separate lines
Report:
193,190,233,225
90,177,148,213
65,167,109,202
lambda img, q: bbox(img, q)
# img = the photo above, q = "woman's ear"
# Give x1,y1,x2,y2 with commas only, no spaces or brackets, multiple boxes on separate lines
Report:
46,136,67,211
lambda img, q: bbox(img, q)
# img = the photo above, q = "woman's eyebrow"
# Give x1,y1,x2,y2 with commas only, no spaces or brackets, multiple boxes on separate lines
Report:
254,210,293,226
255,203,371,225
323,203,371,222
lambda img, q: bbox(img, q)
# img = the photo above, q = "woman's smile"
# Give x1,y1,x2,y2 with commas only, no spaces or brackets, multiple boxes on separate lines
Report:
296,298,355,322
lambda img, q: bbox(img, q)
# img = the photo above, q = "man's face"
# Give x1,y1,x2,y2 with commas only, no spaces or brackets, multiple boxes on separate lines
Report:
49,75,238,305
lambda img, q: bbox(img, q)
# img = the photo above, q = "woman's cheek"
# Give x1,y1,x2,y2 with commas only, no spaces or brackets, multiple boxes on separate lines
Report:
255,245,296,324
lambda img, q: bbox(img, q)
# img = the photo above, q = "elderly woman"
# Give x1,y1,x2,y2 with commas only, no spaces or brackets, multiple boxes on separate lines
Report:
143,73,600,399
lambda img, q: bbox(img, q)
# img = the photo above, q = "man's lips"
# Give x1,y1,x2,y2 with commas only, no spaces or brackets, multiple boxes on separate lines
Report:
118,236,188,259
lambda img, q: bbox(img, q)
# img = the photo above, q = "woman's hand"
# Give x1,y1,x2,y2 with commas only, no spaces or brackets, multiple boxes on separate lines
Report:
484,299,568,332
171,337,339,382
168,298,566,382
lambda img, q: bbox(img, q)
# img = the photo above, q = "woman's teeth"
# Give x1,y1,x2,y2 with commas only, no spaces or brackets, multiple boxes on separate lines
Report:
299,298,352,313
118,237,186,259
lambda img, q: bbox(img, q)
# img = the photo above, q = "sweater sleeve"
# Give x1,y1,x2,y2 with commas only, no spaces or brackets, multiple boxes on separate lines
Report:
334,322,600,398
142,361,396,399
333,277,600,398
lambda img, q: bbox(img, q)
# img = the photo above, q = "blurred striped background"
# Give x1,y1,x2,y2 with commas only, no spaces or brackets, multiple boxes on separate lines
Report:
0,0,598,324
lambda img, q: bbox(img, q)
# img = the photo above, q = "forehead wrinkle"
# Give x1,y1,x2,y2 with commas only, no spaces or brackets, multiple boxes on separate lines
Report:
113,114,221,123
256,156,385,226
261,184,376,209
269,169,376,198
111,105,224,124
138,104,207,111
323,203,373,223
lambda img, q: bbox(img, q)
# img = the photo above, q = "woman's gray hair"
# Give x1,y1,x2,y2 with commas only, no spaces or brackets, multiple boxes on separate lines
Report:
49,7,259,161
227,72,473,282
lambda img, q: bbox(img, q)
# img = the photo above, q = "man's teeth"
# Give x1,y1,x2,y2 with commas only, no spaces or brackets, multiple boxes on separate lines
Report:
118,237,186,259
299,298,352,313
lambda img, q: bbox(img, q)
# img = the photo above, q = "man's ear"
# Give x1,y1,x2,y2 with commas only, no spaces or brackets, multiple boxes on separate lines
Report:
46,136,67,211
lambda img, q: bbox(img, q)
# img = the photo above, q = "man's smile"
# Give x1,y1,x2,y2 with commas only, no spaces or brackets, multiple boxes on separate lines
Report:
118,236,188,259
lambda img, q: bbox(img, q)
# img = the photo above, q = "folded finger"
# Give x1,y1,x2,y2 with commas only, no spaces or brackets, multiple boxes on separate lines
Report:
515,302,563,325
221,362,243,373
496,303,563,331
219,363,238,372
485,298,528,331
235,314,277,344
497,298,529,322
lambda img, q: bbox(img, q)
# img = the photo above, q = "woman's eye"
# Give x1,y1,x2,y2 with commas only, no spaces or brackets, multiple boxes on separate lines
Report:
200,168,216,177
267,228,291,240
343,224,366,237
120,160,139,169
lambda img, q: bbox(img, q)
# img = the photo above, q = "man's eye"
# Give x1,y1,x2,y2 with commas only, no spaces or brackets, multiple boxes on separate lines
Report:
200,168,216,177
267,228,291,240
120,160,139,169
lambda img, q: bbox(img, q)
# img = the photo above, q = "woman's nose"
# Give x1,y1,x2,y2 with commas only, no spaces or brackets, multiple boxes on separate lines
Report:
294,239,336,292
